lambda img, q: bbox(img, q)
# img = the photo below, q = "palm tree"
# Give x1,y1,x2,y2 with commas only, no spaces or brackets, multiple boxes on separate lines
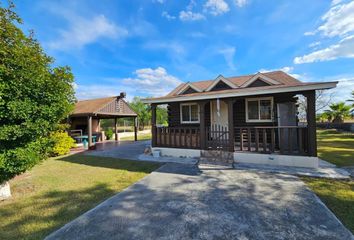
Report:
325,102,352,123
347,90,354,113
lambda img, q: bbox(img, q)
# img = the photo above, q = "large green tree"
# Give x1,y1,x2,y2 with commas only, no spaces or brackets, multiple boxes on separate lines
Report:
0,3,75,184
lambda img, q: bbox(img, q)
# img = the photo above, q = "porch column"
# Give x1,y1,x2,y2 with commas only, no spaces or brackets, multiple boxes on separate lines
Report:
134,117,138,141
151,104,157,147
227,99,235,152
88,115,92,147
198,101,207,150
114,117,118,141
305,90,317,157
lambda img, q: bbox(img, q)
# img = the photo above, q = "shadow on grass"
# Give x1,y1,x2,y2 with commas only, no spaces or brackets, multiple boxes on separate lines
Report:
56,154,161,173
0,183,116,240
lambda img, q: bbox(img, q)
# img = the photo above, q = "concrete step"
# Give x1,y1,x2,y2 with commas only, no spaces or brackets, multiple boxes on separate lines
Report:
199,150,234,166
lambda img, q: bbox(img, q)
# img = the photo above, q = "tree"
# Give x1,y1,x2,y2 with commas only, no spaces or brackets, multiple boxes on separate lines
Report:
324,102,352,123
0,3,75,195
129,97,168,129
347,90,354,113
297,90,333,121
130,97,151,130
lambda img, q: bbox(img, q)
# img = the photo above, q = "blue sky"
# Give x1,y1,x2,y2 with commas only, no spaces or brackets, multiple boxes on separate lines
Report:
12,0,354,101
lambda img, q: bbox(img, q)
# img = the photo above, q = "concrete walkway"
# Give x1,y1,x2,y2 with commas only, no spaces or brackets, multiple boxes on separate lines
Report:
46,163,353,240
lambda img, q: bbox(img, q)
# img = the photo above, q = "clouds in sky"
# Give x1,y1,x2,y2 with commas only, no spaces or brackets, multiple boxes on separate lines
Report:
49,14,127,50
295,1,354,64
122,67,182,96
218,47,236,70
204,0,230,16
294,35,354,64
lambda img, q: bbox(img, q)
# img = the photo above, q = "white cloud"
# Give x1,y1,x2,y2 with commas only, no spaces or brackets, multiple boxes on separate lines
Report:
153,0,165,3
178,0,205,21
258,66,303,79
326,77,354,103
331,0,343,6
234,0,248,7
179,11,205,21
294,35,354,64
162,11,176,20
75,84,127,100
314,1,354,37
218,47,236,70
309,41,321,48
49,15,127,50
204,0,229,16
122,67,182,96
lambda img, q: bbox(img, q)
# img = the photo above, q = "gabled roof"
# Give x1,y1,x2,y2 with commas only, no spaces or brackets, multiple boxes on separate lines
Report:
71,96,137,117
176,82,203,95
142,71,338,104
166,71,301,97
205,74,238,91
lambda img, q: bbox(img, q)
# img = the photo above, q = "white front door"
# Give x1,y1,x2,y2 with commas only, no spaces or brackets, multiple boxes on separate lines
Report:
210,99,229,129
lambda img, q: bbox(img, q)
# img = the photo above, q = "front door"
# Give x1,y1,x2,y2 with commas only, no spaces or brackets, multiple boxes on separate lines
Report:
210,99,228,128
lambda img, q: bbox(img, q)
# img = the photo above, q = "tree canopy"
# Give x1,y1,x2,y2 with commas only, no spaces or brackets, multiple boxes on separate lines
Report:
0,3,75,182
324,102,352,123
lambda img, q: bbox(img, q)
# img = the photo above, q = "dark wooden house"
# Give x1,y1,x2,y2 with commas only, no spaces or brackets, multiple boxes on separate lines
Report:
142,71,337,168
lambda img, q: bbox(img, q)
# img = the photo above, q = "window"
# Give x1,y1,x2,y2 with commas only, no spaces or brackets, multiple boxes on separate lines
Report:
246,97,273,122
180,103,199,123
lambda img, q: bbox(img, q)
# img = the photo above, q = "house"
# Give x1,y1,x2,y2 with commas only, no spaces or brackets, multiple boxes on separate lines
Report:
68,92,138,147
142,71,337,168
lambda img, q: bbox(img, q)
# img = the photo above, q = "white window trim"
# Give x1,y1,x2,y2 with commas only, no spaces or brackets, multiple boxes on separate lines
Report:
180,103,200,124
245,97,274,123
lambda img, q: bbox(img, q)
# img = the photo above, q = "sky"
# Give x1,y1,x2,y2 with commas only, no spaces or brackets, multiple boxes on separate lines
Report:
10,0,354,102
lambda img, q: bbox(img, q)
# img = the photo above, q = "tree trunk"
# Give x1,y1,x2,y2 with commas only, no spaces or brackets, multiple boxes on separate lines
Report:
0,181,11,200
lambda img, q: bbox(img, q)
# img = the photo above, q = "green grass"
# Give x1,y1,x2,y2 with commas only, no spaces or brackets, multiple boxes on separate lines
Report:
0,154,160,240
317,129,354,167
120,132,152,141
302,178,354,233
301,129,354,233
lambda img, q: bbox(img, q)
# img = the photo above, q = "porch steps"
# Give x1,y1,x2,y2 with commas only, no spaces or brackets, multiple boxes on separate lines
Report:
199,150,234,167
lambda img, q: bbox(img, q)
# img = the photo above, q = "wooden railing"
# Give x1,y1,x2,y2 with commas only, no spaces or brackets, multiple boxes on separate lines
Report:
155,127,200,149
234,126,309,156
154,125,309,156
205,124,229,150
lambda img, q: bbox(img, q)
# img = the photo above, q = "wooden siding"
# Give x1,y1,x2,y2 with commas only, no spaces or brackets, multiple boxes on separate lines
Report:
247,79,271,88
168,102,210,127
210,81,232,91
181,87,198,94
167,93,297,128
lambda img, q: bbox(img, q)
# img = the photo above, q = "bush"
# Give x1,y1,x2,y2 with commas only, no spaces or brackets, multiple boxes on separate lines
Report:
49,131,75,156
106,129,113,140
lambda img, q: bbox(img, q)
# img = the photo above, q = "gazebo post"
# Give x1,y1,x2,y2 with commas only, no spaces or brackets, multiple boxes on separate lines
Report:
88,115,92,148
114,117,118,141
134,117,138,141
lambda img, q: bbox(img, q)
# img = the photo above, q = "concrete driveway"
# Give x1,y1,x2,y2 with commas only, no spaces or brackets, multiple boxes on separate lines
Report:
46,163,352,240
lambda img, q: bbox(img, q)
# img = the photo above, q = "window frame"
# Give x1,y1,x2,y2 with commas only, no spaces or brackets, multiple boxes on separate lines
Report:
180,103,200,124
245,97,274,123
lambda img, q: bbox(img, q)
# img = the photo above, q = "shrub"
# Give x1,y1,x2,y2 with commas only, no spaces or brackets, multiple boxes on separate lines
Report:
0,4,75,184
49,131,75,156
106,129,113,140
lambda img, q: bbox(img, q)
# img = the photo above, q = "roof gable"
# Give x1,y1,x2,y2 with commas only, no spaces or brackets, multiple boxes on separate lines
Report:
241,73,281,88
177,82,202,95
205,75,237,91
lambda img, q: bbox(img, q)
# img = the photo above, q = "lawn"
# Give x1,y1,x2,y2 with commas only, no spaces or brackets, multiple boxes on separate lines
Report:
0,154,160,240
303,178,354,233
317,129,354,166
301,129,354,234
120,132,152,141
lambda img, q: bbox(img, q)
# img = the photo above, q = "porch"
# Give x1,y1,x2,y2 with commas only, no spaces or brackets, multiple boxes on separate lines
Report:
149,90,317,158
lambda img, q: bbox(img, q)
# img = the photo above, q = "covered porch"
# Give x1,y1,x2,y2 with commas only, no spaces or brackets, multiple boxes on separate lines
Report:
149,90,317,158
68,93,138,149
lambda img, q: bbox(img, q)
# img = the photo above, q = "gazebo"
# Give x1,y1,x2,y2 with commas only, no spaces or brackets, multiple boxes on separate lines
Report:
68,92,138,148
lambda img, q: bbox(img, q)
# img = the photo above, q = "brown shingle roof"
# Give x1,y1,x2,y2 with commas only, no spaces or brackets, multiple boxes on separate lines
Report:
166,71,301,97
71,96,137,116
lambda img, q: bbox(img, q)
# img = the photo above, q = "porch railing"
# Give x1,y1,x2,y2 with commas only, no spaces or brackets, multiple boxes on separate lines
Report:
234,126,309,155
155,127,200,149
154,126,309,156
